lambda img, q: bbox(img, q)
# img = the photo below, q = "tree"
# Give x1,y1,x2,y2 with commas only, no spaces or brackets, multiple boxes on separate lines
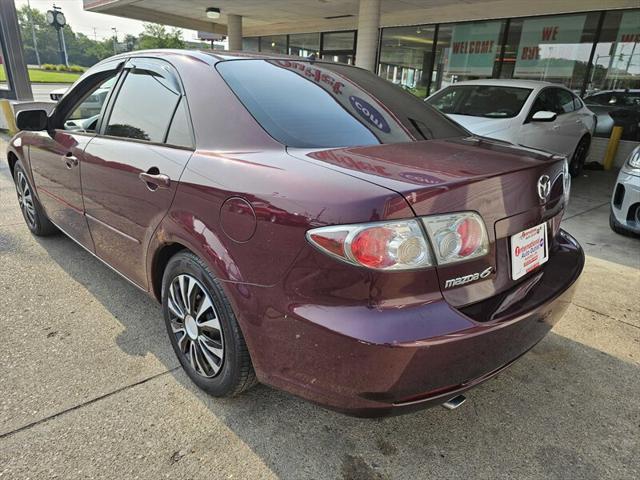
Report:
138,23,184,50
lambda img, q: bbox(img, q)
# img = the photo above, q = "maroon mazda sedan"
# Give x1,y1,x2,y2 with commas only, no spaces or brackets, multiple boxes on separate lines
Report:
8,50,583,416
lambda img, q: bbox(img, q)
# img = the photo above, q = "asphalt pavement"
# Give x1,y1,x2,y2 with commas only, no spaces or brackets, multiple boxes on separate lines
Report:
0,136,638,479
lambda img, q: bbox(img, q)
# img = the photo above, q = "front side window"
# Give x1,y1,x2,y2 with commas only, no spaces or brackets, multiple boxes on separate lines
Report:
555,88,576,113
530,89,556,115
428,85,532,118
64,76,118,132
217,59,465,149
105,67,181,142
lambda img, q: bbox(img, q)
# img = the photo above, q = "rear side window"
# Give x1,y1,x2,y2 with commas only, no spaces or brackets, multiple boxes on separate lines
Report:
166,97,193,148
105,68,181,143
573,96,583,110
428,85,532,118
217,59,465,148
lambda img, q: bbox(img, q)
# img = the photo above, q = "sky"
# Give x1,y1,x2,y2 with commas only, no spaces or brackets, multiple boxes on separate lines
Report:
14,0,200,41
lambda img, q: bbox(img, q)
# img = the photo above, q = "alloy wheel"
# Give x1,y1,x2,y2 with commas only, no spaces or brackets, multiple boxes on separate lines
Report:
15,171,36,228
168,274,225,378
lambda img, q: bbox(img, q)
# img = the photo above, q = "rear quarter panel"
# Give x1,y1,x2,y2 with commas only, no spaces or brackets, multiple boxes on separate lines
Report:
152,148,415,288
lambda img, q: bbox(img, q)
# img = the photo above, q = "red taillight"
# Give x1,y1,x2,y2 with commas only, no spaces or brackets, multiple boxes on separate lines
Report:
351,227,394,268
308,230,348,258
422,212,489,264
307,212,488,270
306,220,433,271
457,217,483,256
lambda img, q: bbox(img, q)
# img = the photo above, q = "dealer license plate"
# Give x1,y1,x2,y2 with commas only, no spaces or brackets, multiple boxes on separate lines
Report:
510,223,548,280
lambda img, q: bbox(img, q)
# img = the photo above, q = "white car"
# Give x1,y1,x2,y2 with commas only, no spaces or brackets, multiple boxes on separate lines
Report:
610,145,640,236
427,79,597,176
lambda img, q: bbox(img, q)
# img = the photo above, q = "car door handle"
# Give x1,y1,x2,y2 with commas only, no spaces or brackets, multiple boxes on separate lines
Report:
139,171,171,191
64,153,78,169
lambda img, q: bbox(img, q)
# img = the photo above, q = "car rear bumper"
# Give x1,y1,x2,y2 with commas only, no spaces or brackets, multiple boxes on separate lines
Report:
247,229,583,417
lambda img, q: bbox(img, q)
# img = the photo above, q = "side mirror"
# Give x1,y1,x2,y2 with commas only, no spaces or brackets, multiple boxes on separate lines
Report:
16,109,49,131
531,110,557,122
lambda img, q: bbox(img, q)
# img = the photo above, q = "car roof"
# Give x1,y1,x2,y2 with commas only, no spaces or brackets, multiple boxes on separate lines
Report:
101,49,341,68
441,79,557,89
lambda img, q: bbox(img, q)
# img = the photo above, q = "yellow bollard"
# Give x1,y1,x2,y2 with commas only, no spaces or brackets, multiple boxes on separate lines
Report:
603,125,623,171
0,99,17,135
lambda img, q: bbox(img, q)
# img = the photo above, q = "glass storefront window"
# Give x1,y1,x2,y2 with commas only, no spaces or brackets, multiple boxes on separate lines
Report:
261,35,287,54
589,10,639,92
378,25,436,98
242,37,260,52
320,31,356,64
431,20,506,93
289,33,320,57
502,12,601,92
322,31,355,51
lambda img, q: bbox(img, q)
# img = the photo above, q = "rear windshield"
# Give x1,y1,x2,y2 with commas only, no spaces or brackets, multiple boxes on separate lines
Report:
216,59,465,148
427,85,532,119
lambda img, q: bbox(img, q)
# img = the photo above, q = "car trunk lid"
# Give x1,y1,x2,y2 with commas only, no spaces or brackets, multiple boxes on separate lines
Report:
287,137,567,307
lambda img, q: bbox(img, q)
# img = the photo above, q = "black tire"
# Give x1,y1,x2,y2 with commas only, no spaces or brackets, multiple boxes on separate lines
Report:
12,160,57,236
569,136,590,178
161,251,257,397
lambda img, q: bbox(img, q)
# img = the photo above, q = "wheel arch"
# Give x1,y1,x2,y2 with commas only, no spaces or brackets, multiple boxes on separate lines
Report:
7,150,19,178
149,242,189,302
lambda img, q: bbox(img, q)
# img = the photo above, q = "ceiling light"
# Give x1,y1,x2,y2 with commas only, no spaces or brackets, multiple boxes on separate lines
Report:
206,7,221,19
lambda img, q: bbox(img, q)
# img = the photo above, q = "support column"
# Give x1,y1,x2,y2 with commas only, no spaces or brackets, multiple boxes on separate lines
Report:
227,14,243,51
354,0,381,71
0,0,33,100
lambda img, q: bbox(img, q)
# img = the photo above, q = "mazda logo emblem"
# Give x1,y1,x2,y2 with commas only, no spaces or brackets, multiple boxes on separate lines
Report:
537,175,551,200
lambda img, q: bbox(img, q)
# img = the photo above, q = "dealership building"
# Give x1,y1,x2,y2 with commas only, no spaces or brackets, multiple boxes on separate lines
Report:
0,0,638,162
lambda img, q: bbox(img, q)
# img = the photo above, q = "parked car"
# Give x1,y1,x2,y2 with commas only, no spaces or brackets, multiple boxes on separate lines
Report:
583,89,640,140
427,79,596,176
610,145,640,236
7,51,584,416
49,87,67,101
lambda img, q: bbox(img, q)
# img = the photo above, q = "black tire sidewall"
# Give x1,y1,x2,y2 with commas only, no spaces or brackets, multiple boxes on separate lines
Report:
161,252,244,396
569,137,589,177
13,161,47,235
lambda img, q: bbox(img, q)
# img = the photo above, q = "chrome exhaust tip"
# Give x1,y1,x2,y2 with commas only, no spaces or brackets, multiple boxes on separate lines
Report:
442,394,467,410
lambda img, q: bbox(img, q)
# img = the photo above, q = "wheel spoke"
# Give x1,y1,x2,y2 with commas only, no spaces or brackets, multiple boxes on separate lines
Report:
179,275,195,314
192,343,208,374
199,316,221,333
175,330,188,352
198,338,221,374
169,281,181,311
195,295,214,322
188,341,198,372
199,335,223,360
168,295,185,319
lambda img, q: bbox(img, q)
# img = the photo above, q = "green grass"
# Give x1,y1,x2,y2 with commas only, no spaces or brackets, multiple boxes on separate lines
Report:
0,68,82,84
